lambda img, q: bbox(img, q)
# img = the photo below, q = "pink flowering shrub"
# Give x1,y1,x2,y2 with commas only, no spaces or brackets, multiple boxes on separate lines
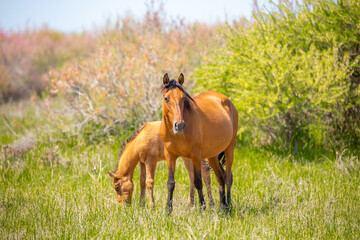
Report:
50,4,219,138
0,28,96,102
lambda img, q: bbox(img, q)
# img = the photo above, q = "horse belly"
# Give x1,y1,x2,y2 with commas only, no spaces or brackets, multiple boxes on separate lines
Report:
196,95,235,158
200,118,233,158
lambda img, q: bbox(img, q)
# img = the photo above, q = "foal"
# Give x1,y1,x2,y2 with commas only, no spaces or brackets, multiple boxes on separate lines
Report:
160,73,238,212
108,121,214,207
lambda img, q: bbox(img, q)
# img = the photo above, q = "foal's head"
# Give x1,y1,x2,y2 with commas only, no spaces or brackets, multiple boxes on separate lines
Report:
161,73,193,134
108,171,134,205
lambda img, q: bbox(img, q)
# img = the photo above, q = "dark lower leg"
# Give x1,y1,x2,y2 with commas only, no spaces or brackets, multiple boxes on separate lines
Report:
166,171,176,214
226,172,233,207
224,141,235,211
194,168,206,210
207,157,227,208
164,150,177,214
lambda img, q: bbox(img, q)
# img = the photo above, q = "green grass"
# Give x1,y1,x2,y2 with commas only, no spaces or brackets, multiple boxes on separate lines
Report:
1,102,360,239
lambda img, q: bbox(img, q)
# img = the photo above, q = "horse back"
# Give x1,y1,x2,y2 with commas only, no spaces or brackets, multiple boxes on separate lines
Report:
192,91,238,156
135,121,165,161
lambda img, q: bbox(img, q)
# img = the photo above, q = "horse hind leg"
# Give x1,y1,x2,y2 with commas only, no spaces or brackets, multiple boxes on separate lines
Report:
206,156,227,210
224,139,235,210
140,162,146,207
201,159,214,208
183,158,195,206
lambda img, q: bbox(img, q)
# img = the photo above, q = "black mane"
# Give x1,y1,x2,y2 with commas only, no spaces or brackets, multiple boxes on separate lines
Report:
161,79,194,111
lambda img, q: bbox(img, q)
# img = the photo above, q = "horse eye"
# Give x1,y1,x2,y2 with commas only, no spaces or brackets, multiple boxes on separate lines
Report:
164,97,169,102
115,185,120,191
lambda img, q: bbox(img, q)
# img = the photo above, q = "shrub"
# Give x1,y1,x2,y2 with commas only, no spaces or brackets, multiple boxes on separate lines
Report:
50,3,219,140
195,0,360,152
0,28,96,102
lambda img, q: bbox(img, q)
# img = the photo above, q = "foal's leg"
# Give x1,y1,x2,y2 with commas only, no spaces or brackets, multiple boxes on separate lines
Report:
224,139,236,209
206,156,227,209
164,148,177,214
192,156,206,210
183,157,195,206
140,162,146,206
201,159,214,208
145,157,157,208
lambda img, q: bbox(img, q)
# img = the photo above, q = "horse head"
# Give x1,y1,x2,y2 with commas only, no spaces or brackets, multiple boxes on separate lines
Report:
108,171,134,205
161,73,193,134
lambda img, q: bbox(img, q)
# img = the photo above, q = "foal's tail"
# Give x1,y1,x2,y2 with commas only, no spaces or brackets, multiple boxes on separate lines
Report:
218,151,226,167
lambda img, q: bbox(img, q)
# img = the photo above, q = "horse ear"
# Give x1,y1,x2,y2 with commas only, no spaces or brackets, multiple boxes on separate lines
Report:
108,171,120,178
178,73,184,85
163,73,170,85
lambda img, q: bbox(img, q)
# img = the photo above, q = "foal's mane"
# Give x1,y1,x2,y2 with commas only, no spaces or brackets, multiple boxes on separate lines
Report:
161,79,194,111
117,123,147,161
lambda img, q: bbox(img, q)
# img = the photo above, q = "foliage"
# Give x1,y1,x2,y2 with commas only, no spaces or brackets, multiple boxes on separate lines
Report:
50,3,219,139
0,28,96,103
195,0,360,152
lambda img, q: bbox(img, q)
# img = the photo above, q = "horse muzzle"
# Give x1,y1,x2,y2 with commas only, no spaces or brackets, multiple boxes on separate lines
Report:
173,121,186,133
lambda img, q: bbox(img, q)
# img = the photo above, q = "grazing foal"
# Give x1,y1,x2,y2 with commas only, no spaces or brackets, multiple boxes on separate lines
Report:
108,121,214,207
159,73,238,213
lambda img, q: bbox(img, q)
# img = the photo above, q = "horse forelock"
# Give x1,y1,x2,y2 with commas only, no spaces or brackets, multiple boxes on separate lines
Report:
161,79,194,112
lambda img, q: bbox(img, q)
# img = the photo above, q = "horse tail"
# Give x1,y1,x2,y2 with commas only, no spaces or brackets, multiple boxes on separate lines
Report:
205,152,226,172
218,151,226,167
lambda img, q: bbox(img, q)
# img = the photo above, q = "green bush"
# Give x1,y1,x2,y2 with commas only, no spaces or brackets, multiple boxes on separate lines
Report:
195,0,360,152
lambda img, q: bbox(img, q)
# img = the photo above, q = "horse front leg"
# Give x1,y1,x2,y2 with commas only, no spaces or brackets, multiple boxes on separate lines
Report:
192,156,206,210
139,162,146,207
182,157,195,206
164,148,177,214
145,158,157,209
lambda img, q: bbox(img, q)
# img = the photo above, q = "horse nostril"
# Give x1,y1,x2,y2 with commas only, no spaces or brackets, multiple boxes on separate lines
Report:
174,121,185,132
178,121,186,131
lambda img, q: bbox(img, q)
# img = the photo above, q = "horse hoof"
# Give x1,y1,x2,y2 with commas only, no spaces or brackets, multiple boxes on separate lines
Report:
139,200,145,208
219,203,228,212
166,204,173,215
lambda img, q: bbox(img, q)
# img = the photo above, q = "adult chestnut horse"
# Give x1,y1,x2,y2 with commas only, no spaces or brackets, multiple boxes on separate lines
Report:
160,73,238,212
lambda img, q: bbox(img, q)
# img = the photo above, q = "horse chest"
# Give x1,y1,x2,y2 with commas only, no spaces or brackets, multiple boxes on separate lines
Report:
164,137,195,158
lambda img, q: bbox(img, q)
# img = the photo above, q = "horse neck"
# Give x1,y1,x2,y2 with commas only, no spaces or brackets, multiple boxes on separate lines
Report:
116,140,139,180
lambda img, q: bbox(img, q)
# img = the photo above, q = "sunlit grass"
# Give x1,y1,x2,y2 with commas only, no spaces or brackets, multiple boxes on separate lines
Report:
1,110,359,239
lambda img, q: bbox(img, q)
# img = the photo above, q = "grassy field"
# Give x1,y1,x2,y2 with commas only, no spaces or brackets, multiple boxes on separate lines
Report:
1,102,360,239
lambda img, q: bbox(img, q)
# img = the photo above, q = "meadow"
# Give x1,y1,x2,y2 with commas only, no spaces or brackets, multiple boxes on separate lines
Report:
1,0,360,239
1,101,359,239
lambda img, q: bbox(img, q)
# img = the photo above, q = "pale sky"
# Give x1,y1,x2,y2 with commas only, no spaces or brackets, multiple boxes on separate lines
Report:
0,0,255,33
